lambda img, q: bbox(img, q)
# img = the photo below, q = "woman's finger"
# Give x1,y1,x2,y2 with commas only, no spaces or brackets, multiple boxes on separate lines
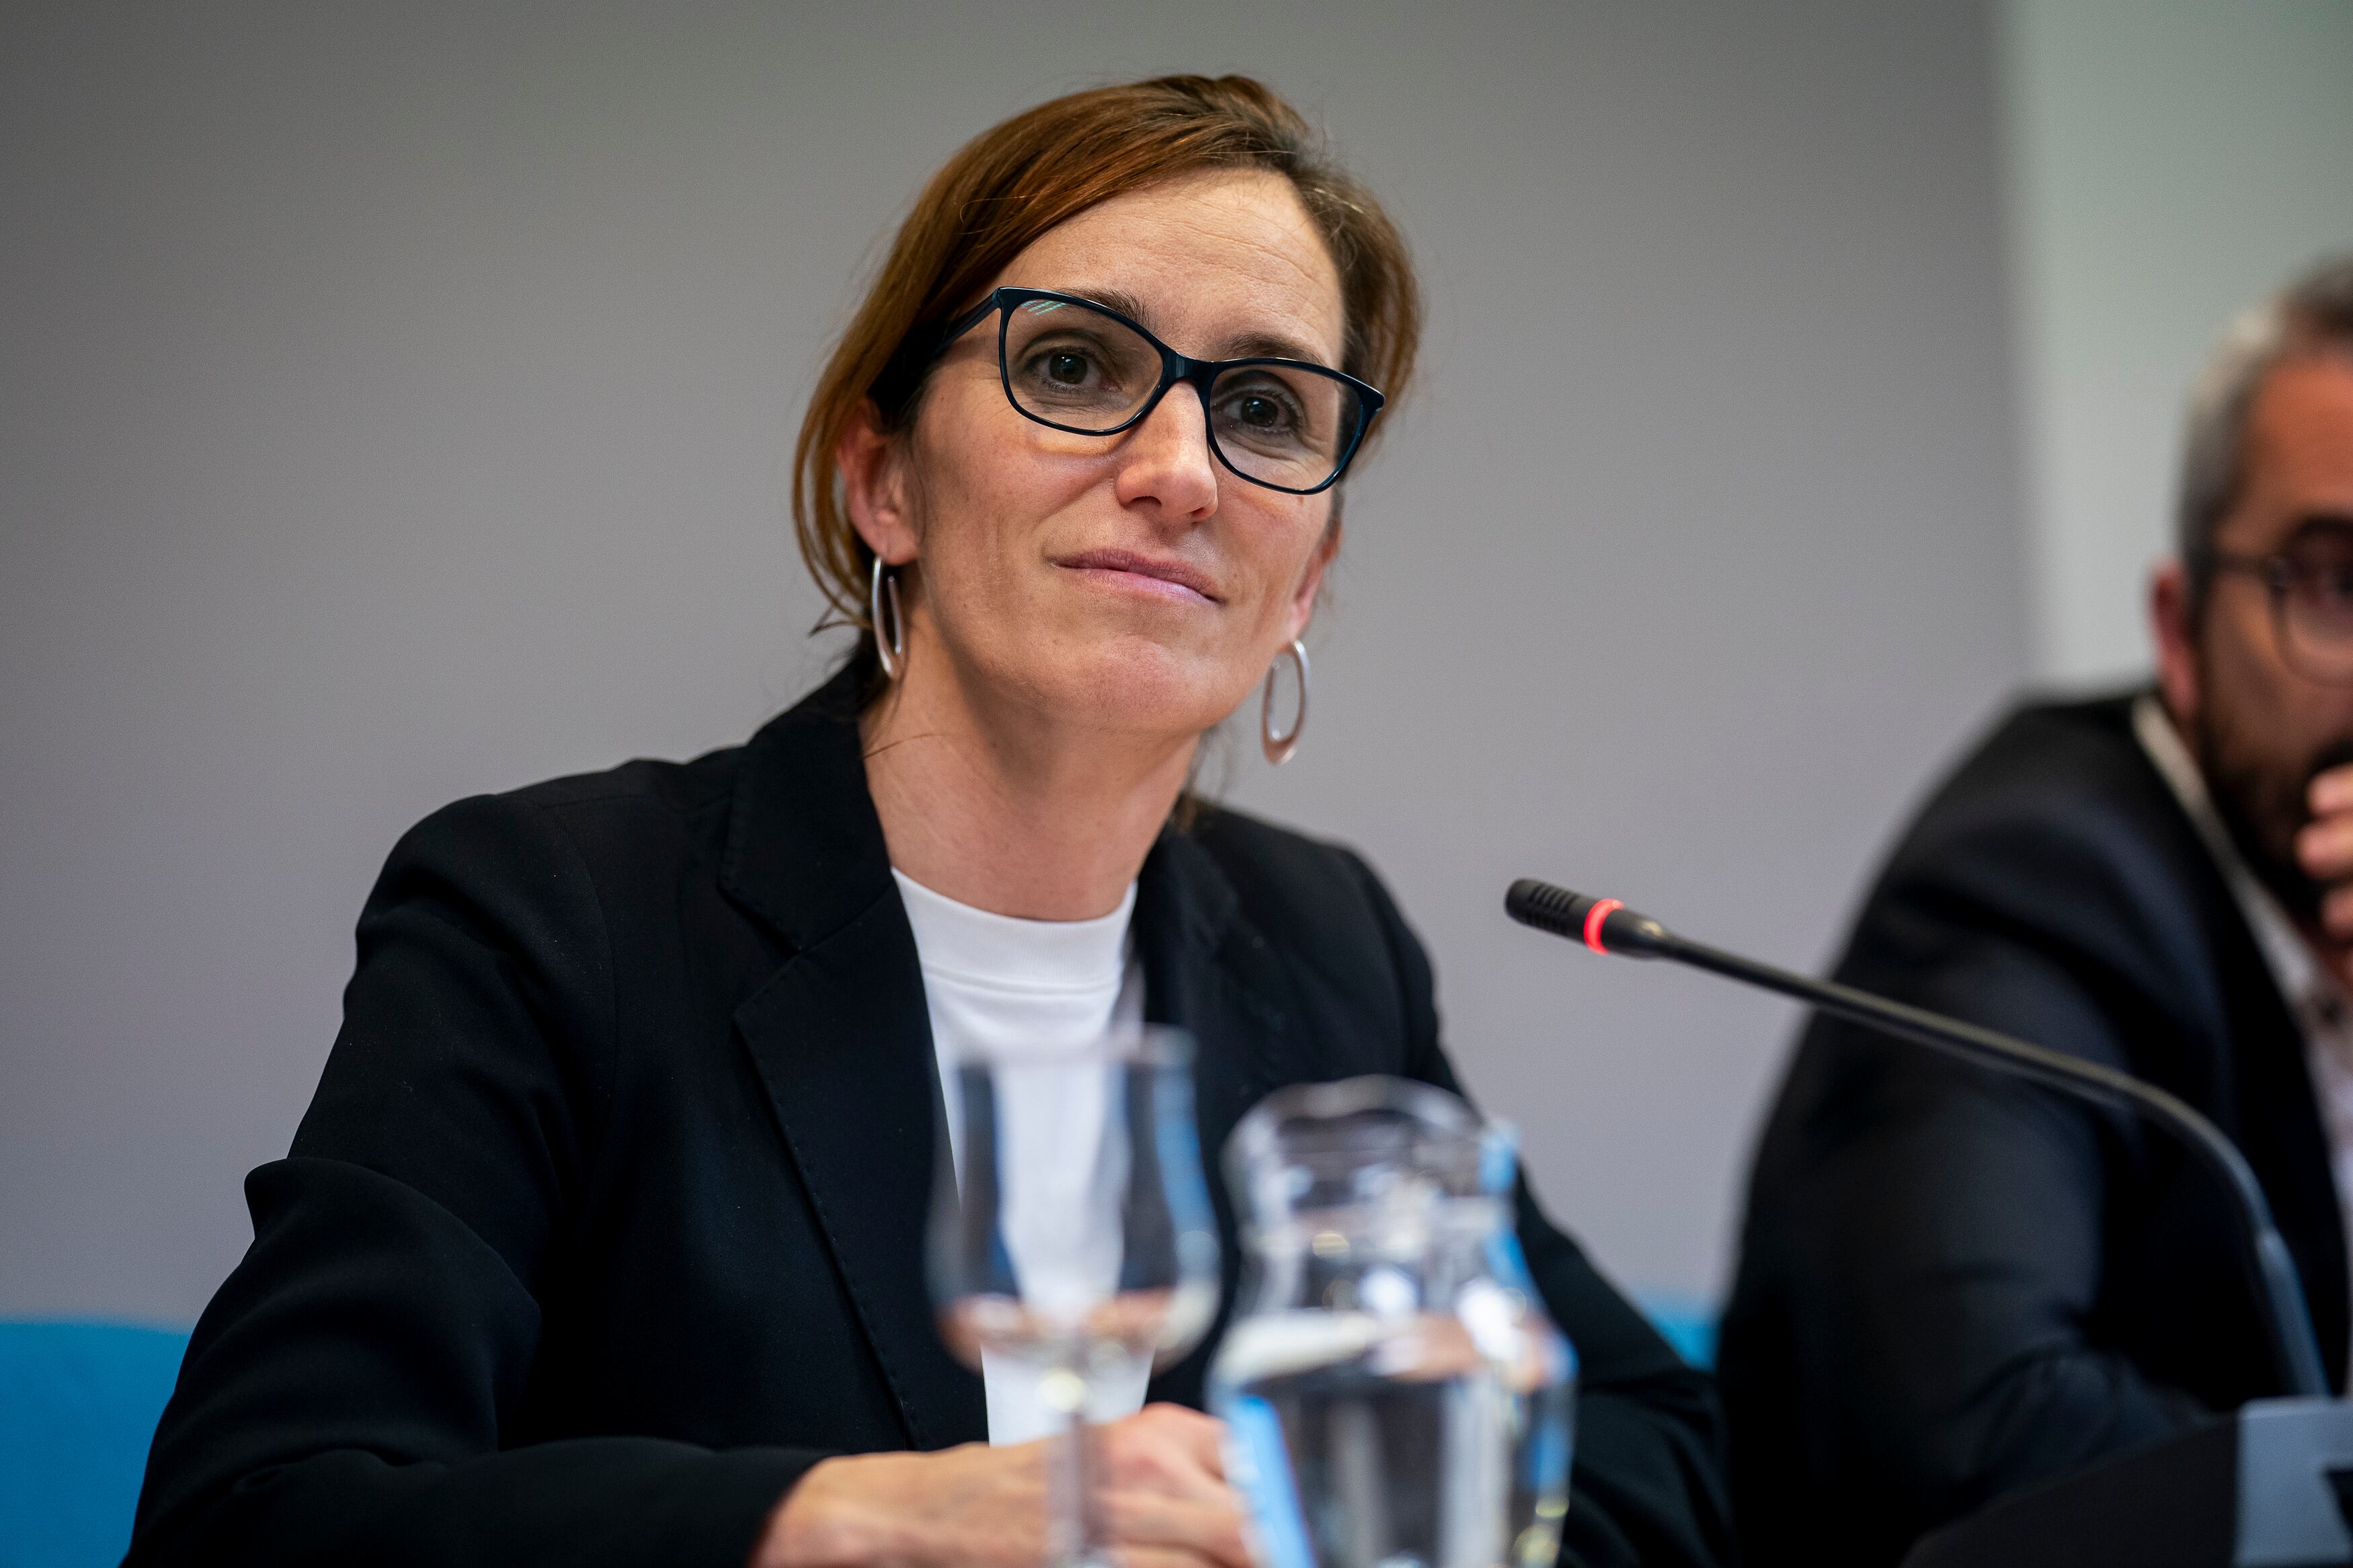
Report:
1143,1403,1231,1479
1104,1405,1229,1490
1099,1485,1253,1568
1111,1547,1232,1568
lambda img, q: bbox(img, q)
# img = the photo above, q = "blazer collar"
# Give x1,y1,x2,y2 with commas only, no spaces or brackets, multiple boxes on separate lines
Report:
721,664,893,954
722,667,971,1445
717,666,1287,1436
1131,821,1297,1409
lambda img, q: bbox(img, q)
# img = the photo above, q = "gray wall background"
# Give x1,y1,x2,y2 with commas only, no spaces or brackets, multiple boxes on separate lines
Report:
0,1,2026,1321
1999,0,2353,686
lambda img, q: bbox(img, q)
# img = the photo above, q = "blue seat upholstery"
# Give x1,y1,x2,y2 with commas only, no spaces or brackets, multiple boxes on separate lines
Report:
1634,1293,1718,1370
0,1303,1704,1566
0,1321,190,1568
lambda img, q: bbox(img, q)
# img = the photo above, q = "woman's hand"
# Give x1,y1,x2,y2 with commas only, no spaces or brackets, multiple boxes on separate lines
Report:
754,1403,1250,1568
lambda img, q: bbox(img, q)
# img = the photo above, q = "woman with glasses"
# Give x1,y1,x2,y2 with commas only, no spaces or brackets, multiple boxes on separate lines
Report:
128,77,1729,1568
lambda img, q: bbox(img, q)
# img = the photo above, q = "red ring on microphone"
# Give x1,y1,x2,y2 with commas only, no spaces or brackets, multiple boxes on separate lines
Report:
1583,897,1624,954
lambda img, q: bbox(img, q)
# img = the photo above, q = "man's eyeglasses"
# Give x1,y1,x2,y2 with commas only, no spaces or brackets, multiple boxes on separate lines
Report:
930,288,1385,496
2206,532,2353,684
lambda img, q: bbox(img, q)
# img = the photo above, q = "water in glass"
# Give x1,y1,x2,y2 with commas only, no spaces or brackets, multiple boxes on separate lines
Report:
1209,1077,1574,1568
926,1024,1221,1567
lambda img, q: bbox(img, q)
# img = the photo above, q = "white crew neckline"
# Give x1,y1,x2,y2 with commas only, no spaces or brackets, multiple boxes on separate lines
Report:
890,870,1137,994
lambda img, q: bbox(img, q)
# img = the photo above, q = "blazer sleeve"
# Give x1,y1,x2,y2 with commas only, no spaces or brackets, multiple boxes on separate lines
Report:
1765,924,2209,1524
127,794,822,1568
1345,853,1737,1568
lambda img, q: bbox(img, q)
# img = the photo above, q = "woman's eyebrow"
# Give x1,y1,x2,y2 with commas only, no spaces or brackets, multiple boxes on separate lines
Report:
1051,286,1335,367
1221,329,1330,366
1061,286,1154,327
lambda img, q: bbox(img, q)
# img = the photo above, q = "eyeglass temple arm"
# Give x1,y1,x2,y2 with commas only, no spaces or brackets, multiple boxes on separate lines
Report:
931,290,1008,353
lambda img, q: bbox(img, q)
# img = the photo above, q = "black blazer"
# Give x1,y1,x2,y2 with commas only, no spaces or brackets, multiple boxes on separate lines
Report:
1719,691,2348,1568
130,667,1730,1568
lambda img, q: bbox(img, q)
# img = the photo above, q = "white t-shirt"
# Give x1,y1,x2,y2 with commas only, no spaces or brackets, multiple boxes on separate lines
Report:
892,868,1152,1443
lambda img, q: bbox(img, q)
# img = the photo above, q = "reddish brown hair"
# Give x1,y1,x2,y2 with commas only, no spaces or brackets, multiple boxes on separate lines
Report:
790,75,1421,662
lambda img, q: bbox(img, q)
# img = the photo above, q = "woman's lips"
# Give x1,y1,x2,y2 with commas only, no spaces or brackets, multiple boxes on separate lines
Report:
1051,549,1222,605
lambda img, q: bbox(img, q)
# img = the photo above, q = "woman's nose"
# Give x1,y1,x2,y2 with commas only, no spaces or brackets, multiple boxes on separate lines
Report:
1111,385,1221,522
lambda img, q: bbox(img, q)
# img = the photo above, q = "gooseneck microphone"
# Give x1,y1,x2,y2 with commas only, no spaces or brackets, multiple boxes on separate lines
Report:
1504,877,2331,1401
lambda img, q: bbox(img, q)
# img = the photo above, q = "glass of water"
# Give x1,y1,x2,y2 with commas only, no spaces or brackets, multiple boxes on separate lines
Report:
927,1024,1222,1568
1208,1076,1575,1568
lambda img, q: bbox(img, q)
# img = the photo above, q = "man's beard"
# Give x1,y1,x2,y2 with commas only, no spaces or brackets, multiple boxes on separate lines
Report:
2189,700,2353,926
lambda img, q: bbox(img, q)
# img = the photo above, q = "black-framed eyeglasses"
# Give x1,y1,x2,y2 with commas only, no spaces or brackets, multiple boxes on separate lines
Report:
930,286,1386,496
2206,533,2353,684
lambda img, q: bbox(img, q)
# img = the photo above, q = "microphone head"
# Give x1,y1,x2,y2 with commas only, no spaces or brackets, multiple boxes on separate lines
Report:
1505,878,1668,957
1505,878,1599,938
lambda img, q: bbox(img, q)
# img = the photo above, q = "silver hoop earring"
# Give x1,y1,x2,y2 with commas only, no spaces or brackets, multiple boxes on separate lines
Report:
1261,638,1309,765
869,556,906,681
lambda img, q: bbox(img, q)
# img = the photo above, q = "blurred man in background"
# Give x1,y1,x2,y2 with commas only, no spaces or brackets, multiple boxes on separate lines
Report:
1718,255,2353,1568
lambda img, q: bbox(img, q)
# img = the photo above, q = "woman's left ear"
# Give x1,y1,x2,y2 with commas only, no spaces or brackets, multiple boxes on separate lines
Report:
1287,512,1343,641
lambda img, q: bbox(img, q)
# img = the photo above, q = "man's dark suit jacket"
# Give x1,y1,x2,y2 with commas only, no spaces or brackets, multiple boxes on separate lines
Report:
1719,691,2348,1568
128,666,1730,1568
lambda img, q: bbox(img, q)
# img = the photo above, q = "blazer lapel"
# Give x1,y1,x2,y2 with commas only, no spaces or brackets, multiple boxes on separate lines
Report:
721,670,986,1449
1135,822,1300,1408
721,685,1308,1428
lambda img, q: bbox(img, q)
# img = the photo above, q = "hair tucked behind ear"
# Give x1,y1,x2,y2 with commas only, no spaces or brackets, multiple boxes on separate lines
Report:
790,75,1421,683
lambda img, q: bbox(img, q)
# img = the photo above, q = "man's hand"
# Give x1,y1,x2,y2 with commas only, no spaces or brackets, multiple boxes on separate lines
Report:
2297,767,2353,965
752,1403,1248,1568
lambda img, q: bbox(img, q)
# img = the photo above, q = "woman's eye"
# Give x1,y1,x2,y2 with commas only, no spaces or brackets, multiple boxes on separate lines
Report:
1045,351,1091,385
1220,388,1300,438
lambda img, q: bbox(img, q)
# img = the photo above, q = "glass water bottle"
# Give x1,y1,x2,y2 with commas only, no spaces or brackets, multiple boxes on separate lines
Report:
1208,1077,1575,1568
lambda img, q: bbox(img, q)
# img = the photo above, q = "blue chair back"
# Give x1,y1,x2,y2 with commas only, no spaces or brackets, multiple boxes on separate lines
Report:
0,1321,190,1568
0,1303,1701,1567
1635,1292,1718,1369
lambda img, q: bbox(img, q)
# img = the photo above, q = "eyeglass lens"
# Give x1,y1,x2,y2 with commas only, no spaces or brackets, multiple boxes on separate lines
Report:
1000,297,1363,492
2276,534,2353,679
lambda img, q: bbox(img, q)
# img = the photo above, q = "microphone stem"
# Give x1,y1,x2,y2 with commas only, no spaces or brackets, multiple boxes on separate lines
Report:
1663,931,2333,1401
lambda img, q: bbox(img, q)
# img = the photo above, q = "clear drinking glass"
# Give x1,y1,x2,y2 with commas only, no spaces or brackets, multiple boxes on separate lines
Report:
1207,1077,1576,1568
928,1024,1223,1568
